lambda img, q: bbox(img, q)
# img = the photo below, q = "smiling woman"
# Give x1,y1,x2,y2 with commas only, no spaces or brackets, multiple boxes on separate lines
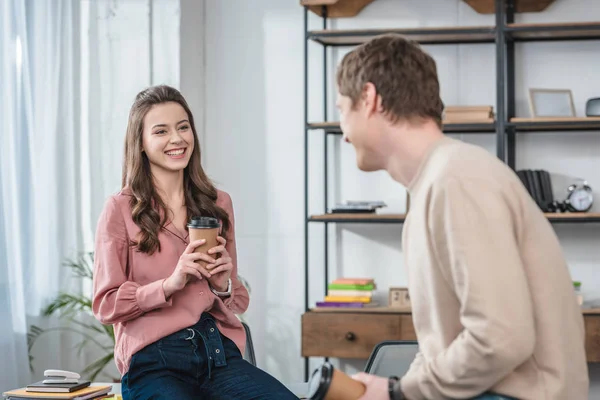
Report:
92,85,297,399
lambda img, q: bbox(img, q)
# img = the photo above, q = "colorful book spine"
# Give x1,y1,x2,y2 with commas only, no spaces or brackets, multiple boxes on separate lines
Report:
327,289,373,298
324,295,371,303
328,283,374,291
316,301,365,308
331,278,374,285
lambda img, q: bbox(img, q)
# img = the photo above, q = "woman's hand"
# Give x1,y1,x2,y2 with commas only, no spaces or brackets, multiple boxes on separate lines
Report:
206,236,234,292
163,239,212,299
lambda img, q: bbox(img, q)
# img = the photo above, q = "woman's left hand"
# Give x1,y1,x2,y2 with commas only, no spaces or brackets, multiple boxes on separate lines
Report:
206,236,233,292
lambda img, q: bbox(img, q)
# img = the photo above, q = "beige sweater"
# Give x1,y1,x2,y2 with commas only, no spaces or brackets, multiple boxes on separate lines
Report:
398,137,589,400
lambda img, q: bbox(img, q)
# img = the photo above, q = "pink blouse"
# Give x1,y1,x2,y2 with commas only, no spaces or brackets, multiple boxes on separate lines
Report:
92,188,249,376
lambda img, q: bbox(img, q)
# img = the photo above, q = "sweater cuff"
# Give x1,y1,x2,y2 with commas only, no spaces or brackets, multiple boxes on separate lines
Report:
400,371,424,400
136,279,173,312
222,289,235,307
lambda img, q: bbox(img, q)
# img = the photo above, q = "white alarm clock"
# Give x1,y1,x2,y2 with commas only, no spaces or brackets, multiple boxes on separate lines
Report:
565,182,593,212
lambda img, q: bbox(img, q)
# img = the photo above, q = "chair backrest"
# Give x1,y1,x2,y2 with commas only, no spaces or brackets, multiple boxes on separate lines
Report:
364,340,419,377
242,321,257,366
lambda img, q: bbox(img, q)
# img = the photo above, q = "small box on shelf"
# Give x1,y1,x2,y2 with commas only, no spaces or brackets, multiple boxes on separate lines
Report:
389,287,411,309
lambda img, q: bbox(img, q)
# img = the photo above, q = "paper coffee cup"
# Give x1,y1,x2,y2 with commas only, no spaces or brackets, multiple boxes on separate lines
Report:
187,216,220,268
307,362,366,400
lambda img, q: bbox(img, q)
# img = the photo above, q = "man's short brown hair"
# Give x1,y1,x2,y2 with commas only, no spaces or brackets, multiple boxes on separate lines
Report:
336,34,444,128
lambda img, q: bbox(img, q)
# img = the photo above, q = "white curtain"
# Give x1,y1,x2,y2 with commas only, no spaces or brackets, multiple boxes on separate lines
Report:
0,0,180,391
83,0,180,232
0,0,82,392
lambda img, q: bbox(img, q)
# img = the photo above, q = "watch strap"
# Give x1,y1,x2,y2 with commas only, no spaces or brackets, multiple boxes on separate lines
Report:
389,376,403,400
210,278,232,297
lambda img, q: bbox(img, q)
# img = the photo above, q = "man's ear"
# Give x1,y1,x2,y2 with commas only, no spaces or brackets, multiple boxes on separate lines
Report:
362,82,378,117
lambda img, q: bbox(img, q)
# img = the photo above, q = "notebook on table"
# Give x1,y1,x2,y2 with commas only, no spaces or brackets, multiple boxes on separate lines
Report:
25,380,91,393
3,384,111,399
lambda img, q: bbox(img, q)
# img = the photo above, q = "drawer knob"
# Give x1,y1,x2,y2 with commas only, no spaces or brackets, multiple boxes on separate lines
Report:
345,332,356,341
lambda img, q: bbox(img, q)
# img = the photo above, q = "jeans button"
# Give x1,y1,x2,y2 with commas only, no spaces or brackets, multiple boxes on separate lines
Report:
210,327,215,333
215,349,220,354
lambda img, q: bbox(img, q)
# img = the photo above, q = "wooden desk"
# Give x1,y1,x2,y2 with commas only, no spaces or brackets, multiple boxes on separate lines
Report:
302,307,600,362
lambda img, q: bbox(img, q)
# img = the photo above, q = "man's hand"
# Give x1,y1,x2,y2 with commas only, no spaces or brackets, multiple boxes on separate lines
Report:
352,372,389,400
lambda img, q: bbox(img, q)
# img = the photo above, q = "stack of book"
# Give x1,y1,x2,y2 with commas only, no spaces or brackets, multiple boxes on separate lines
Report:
442,105,495,123
316,278,377,308
3,381,113,399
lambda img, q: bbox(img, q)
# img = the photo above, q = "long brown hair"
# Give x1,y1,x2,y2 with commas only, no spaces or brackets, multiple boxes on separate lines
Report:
122,85,230,255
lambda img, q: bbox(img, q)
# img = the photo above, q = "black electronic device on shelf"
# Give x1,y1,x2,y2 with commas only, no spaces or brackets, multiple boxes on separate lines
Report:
586,97,600,117
330,201,387,214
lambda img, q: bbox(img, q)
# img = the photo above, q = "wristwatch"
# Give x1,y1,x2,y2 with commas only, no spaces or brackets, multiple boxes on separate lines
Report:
210,278,232,297
389,376,405,399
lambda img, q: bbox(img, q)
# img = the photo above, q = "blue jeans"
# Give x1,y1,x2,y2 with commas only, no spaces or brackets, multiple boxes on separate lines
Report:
121,313,297,399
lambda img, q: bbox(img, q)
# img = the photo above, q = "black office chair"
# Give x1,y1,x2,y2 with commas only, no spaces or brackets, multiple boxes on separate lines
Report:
242,321,257,366
364,340,420,377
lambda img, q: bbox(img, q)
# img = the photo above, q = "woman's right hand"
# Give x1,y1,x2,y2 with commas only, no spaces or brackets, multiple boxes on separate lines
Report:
163,239,213,299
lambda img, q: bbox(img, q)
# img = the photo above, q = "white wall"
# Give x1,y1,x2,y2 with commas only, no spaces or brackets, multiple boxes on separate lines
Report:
184,0,600,392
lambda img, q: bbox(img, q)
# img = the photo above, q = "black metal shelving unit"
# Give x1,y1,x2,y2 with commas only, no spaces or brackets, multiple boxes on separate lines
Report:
302,0,600,380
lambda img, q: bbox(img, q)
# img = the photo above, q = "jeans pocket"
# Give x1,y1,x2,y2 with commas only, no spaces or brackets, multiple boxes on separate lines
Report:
127,343,163,385
157,340,204,380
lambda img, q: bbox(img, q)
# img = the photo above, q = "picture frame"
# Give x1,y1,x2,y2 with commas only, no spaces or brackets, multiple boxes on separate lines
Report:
528,88,576,118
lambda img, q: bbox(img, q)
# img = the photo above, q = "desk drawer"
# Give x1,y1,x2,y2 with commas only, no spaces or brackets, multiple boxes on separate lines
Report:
301,311,416,359
585,315,600,362
302,311,600,362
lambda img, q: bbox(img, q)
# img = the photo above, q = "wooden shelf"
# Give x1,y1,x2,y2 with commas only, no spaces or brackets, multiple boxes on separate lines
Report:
509,117,600,132
309,212,600,224
306,22,600,47
308,120,496,134
309,118,600,133
310,306,412,313
301,0,375,18
506,22,600,41
309,306,600,315
464,0,554,14
307,26,496,46
545,212,600,223
309,213,407,223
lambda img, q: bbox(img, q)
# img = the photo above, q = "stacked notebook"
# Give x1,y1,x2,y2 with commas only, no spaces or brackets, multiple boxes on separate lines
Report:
316,278,377,308
3,382,112,399
442,105,495,122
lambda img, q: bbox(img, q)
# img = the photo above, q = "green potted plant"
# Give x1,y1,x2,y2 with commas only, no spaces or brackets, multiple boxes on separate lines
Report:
28,252,252,381
28,252,117,381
